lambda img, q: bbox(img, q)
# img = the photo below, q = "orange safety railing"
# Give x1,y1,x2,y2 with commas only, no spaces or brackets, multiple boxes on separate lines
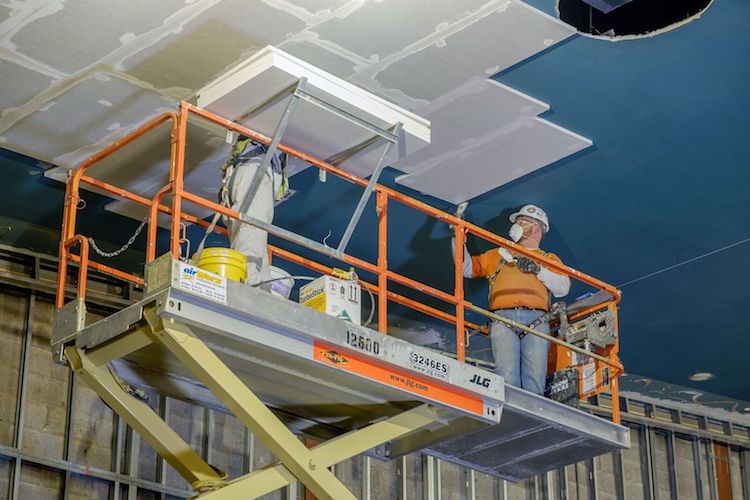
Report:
56,101,624,423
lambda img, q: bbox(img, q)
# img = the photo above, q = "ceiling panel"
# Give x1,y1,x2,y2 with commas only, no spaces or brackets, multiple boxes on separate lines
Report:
0,0,584,210
282,0,351,15
356,1,573,105
311,0,491,61
279,39,359,78
395,116,591,203
392,78,549,175
0,4,12,23
10,0,186,75
120,0,307,93
0,59,53,111
4,73,173,165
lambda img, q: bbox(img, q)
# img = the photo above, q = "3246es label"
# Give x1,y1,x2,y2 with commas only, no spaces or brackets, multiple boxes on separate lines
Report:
409,351,449,380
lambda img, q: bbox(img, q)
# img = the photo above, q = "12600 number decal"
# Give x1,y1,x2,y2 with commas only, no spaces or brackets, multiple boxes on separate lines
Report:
409,352,449,378
346,331,380,355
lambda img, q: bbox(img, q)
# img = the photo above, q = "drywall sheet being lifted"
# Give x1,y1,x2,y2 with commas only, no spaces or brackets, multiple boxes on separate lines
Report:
196,46,431,179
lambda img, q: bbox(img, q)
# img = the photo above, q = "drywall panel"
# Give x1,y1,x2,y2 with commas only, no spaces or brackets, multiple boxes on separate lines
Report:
311,0,491,61
44,118,229,224
121,0,306,92
197,46,430,178
2,0,587,211
4,73,173,165
392,78,548,175
279,39,359,79
363,1,573,103
10,0,186,74
0,4,12,23
283,0,351,14
0,60,53,111
396,116,591,203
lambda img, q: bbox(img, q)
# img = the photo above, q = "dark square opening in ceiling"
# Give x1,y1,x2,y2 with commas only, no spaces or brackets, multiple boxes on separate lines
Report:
559,0,711,37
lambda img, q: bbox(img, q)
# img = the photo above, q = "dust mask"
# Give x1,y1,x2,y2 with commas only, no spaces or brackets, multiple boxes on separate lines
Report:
509,223,523,242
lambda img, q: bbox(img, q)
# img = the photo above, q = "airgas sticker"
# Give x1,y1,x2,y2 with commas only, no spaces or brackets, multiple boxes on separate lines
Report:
177,263,227,304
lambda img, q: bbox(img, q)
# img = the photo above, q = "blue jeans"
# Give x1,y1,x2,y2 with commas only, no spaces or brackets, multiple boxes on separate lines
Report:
490,308,550,395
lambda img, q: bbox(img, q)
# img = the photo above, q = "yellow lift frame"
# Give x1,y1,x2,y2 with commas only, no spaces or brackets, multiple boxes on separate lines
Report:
64,306,442,499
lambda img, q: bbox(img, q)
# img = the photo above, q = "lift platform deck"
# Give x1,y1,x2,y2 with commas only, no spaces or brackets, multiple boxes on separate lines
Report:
53,256,628,487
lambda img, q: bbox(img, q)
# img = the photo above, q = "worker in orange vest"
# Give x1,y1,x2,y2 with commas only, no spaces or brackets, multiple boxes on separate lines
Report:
455,204,570,394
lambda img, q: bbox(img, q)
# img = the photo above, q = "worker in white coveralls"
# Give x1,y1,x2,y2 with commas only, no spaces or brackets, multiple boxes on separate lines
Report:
454,204,570,394
220,136,288,287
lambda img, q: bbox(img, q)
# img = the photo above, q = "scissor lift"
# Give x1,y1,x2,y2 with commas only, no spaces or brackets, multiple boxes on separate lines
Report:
50,52,629,497
52,254,627,498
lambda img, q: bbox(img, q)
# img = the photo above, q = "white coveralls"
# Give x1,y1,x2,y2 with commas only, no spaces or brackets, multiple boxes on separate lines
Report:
223,145,284,287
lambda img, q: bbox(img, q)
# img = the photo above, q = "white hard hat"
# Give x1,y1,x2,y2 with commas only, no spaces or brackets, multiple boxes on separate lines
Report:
509,204,549,233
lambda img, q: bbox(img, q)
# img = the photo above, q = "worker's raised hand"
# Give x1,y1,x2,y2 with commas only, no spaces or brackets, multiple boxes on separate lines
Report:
516,256,541,274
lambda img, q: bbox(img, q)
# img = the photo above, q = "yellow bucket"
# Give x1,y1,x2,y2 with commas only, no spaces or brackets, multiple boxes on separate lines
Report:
195,248,247,283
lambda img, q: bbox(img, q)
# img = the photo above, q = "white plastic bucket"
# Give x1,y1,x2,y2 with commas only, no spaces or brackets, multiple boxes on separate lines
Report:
269,266,294,299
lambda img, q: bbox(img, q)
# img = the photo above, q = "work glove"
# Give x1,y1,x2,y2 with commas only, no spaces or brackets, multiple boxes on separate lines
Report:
498,248,514,263
516,256,541,274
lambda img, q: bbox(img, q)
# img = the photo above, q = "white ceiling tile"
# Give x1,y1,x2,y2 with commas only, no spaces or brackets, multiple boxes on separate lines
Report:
311,0,490,61
365,1,573,102
393,78,548,175
0,4,12,23
120,0,307,94
0,59,54,111
396,116,591,203
5,73,173,165
279,39,358,79
10,0,186,74
282,0,351,15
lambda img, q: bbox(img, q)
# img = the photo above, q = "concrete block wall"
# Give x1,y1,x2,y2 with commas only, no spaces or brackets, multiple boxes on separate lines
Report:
24,299,70,461
0,459,9,498
0,291,26,448
402,455,423,499
675,436,699,498
651,431,672,499
729,449,745,499
621,425,647,499
473,470,499,499
335,456,363,497
439,459,466,500
596,451,619,500
17,463,63,499
369,456,398,499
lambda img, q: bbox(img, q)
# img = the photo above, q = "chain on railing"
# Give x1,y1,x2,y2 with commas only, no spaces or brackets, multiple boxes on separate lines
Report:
88,216,148,258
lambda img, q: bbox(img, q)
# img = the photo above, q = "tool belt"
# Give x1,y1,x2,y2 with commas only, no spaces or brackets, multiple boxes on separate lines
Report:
503,302,566,340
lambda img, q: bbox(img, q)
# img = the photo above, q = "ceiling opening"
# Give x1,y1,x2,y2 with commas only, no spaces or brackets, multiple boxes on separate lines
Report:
558,0,712,39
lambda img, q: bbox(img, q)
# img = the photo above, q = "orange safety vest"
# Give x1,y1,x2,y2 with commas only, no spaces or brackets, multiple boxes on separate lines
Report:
471,248,562,311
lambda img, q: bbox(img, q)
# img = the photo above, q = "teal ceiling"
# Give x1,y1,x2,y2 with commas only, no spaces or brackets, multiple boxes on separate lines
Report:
1,0,748,404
